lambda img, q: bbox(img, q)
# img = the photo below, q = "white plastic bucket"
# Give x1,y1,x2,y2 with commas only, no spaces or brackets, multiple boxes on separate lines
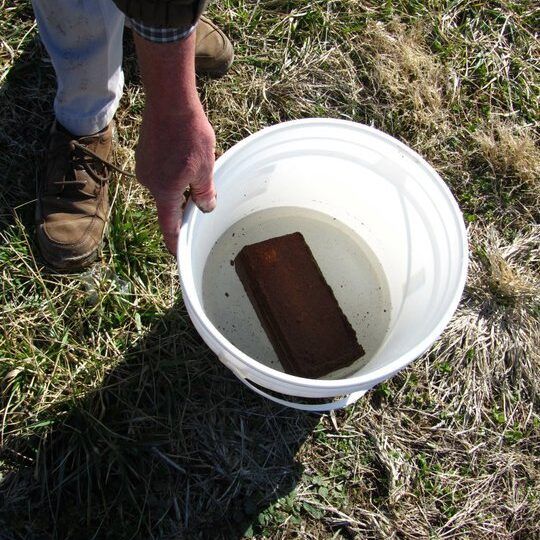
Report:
178,119,468,411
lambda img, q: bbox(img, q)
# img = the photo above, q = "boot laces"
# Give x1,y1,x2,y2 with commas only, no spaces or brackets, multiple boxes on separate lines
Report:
51,139,135,190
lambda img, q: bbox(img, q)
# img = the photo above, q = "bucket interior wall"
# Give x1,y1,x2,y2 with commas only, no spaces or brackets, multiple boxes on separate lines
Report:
186,124,464,380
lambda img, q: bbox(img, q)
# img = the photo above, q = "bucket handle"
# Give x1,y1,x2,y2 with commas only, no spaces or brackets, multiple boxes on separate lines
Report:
223,359,367,411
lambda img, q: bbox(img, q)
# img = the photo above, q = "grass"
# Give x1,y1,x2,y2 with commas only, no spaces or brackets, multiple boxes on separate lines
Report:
1,0,539,538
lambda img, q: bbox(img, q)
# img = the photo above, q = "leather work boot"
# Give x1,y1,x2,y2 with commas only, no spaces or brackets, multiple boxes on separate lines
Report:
195,16,234,77
35,122,115,271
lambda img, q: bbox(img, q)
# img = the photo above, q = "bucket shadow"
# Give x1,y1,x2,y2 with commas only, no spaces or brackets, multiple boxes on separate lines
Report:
0,299,320,539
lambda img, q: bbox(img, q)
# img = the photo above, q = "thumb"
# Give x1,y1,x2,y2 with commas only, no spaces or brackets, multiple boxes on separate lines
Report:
154,193,185,255
190,168,217,214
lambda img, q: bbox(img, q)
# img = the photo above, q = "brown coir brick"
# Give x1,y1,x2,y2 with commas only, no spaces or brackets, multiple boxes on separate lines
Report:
234,232,365,378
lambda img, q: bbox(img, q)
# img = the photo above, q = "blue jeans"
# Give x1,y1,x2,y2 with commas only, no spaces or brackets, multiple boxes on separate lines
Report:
32,0,125,135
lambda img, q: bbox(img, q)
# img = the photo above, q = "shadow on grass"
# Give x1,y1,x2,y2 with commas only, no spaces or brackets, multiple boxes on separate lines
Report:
1,14,318,539
0,30,53,243
0,299,319,539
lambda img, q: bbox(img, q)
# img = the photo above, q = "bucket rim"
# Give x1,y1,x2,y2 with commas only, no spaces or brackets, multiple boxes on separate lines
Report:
178,118,469,391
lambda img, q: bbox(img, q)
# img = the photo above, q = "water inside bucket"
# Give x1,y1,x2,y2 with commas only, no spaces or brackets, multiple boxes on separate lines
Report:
202,206,392,379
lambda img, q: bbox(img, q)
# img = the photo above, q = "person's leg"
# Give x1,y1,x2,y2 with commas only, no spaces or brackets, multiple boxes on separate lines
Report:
32,0,124,271
32,0,125,135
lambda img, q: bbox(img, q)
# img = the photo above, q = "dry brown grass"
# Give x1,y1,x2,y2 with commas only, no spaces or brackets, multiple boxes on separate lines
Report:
474,120,540,195
470,224,540,306
362,20,449,130
435,224,539,413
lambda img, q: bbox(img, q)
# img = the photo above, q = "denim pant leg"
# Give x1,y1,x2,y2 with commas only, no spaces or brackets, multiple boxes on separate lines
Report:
32,0,125,135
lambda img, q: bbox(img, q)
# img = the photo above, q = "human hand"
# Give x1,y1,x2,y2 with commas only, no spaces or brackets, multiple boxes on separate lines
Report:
135,105,217,254
132,30,217,255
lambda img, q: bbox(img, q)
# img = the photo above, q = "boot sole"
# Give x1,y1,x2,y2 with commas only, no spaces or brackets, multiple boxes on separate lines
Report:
40,247,99,274
196,51,234,78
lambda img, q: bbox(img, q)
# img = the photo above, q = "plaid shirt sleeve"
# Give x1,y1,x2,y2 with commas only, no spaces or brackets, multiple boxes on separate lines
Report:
130,18,196,43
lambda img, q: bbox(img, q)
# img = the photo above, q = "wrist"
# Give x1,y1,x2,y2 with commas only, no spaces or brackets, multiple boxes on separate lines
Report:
144,90,204,121
139,98,214,153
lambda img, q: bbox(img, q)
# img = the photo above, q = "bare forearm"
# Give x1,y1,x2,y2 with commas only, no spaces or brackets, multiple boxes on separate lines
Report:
133,31,202,118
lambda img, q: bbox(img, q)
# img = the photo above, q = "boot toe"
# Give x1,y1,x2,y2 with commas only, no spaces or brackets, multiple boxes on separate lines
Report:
37,216,104,271
195,17,234,76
